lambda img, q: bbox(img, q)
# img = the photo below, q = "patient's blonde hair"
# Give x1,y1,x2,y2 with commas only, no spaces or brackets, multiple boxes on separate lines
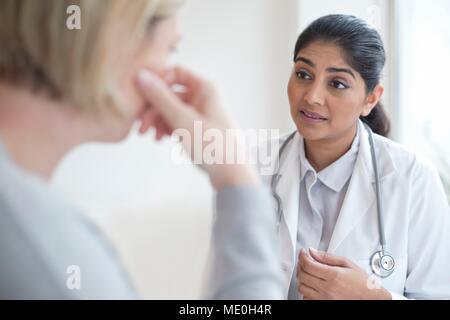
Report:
0,0,183,116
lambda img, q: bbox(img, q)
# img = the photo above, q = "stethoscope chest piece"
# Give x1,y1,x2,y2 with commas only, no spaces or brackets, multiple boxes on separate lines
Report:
370,250,395,278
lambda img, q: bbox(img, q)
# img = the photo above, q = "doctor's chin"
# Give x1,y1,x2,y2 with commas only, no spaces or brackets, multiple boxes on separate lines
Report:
1,0,449,308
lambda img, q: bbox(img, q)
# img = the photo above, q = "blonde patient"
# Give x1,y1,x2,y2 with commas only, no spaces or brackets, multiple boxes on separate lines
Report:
0,0,284,299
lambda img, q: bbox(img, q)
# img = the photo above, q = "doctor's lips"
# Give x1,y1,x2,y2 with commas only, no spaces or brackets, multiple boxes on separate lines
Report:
299,108,328,122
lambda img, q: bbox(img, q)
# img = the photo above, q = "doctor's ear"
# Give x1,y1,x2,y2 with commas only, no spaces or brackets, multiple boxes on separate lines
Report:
361,84,384,117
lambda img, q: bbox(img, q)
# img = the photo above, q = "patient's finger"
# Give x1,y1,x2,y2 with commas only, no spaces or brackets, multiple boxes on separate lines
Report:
139,108,158,134
137,69,197,130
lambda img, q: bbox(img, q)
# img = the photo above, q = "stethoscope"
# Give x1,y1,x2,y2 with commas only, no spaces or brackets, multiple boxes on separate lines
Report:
270,123,395,278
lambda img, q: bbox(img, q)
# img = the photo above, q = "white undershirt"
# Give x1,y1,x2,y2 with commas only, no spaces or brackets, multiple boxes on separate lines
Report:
288,125,360,299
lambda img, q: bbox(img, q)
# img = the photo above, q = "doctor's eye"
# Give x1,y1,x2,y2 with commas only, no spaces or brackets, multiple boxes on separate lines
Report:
296,70,312,81
329,80,349,90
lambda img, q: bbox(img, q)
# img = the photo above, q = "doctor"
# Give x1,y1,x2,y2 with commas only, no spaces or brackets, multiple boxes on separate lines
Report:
261,15,450,299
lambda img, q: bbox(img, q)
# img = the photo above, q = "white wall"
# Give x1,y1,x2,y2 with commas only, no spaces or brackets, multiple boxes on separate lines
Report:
176,0,299,132
51,0,300,299
395,0,450,199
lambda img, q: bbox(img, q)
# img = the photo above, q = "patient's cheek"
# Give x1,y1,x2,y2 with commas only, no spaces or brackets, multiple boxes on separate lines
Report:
121,41,171,118
118,69,146,119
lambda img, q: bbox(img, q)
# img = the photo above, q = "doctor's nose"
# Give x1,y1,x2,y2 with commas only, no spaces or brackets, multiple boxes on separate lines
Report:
303,82,325,107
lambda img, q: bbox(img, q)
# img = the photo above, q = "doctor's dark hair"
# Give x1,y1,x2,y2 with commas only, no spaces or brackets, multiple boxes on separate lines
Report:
293,14,391,137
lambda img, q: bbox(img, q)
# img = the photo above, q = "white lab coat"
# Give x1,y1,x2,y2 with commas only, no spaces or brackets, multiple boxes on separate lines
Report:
258,120,450,299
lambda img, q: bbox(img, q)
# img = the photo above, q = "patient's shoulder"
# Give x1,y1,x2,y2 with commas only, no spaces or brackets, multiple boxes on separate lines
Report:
0,156,136,299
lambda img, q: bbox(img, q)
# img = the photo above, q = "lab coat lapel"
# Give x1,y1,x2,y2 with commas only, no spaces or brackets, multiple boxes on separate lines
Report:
327,121,394,254
276,133,301,261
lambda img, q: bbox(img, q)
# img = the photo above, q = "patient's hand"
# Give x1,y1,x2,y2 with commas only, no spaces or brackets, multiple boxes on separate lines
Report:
137,67,232,137
296,248,391,300
136,67,259,190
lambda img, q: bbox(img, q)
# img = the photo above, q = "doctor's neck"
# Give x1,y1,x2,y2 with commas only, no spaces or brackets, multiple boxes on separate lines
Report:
303,124,357,172
0,83,95,180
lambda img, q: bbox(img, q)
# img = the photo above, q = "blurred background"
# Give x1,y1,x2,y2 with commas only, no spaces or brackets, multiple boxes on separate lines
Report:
50,0,450,299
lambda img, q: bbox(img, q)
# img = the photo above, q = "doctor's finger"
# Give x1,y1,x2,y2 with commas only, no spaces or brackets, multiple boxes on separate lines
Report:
299,249,336,280
309,248,353,268
298,283,320,300
297,250,323,280
298,267,326,292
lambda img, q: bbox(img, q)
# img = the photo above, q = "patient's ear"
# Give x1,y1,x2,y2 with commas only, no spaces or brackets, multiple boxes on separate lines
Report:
362,84,384,117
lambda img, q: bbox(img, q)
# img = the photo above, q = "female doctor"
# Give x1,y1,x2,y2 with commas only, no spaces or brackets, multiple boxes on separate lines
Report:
263,14,450,299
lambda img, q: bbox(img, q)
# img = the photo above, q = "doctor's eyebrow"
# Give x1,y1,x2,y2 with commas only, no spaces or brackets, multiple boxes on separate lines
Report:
326,67,356,79
295,56,356,79
295,56,315,67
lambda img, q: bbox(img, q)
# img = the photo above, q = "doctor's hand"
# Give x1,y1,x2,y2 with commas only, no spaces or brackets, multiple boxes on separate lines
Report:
136,67,259,190
297,248,392,300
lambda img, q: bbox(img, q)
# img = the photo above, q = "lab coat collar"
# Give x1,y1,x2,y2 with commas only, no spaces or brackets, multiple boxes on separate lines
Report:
356,119,397,183
327,120,396,253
